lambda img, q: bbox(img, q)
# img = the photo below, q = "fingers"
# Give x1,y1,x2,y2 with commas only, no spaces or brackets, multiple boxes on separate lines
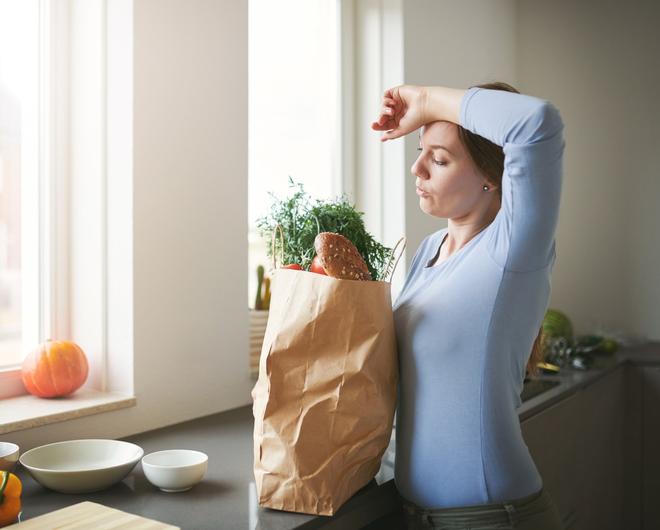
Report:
380,129,403,142
370,120,402,142
371,114,395,131
371,106,399,140
377,107,393,121
383,86,401,101
376,94,397,121
377,102,395,118
379,107,394,123
373,86,404,141
371,104,395,129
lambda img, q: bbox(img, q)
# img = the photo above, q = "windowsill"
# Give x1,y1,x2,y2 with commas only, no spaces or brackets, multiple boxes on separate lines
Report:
0,389,136,435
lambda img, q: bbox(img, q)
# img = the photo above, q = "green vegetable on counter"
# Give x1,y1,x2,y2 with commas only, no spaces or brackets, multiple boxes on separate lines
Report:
542,308,574,345
600,337,618,354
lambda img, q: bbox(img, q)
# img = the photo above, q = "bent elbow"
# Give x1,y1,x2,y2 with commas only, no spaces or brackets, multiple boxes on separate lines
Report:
527,101,564,143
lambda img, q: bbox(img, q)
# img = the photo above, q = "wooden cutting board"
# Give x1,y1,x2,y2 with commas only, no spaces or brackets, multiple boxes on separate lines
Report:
9,501,179,529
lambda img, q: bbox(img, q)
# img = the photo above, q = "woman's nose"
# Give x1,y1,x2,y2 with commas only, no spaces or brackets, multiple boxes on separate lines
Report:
411,155,427,179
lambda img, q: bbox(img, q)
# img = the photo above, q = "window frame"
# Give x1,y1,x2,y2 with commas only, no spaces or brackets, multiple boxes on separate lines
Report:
0,0,70,398
352,0,407,294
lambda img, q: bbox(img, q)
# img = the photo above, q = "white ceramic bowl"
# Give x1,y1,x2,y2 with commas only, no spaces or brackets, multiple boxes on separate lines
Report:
19,439,143,493
141,449,208,492
0,442,19,472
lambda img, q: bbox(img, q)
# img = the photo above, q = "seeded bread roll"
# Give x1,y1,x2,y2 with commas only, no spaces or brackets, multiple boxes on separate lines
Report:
314,232,372,281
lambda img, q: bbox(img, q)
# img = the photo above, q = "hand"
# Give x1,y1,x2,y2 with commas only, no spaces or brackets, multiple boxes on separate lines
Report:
371,85,429,142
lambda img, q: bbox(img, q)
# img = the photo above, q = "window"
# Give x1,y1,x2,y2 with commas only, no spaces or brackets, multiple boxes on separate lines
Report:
247,0,343,307
0,0,40,371
0,0,68,397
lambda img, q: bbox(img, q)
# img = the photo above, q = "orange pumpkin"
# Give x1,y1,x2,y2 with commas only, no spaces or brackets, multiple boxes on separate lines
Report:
21,339,89,398
0,471,21,527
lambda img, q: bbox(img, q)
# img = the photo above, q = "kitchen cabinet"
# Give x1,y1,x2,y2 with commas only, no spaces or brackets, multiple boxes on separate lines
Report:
522,362,660,530
624,365,643,530
576,366,625,530
521,389,581,529
642,366,660,530
521,366,625,530
622,363,660,530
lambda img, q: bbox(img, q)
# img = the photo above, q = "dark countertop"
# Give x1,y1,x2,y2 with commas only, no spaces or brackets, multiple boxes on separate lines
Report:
14,341,660,529
517,339,660,421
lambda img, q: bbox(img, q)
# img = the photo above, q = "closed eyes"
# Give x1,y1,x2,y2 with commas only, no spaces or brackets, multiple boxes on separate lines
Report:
417,147,446,166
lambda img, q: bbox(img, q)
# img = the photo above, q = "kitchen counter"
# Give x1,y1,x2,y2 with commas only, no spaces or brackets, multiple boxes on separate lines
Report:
13,406,399,529
13,341,660,529
517,339,660,421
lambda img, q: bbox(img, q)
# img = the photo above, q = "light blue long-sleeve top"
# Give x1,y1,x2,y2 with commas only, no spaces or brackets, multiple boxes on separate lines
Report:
392,86,565,509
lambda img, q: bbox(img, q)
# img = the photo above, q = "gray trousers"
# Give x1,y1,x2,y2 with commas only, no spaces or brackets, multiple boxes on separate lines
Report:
386,487,564,530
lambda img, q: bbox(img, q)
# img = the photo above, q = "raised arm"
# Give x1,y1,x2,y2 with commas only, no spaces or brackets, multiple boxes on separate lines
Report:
373,85,565,272
458,87,565,272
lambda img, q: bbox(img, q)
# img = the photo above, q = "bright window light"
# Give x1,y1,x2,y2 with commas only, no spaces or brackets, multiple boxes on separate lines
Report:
0,0,39,368
248,0,341,306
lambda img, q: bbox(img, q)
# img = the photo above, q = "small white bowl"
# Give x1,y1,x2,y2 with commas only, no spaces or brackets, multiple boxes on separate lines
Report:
141,449,208,492
0,442,19,472
19,439,143,493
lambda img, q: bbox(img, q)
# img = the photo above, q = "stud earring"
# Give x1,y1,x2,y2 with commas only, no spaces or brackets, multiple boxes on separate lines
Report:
483,185,489,191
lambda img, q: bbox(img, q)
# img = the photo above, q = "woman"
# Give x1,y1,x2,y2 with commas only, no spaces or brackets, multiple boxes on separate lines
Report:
370,83,565,530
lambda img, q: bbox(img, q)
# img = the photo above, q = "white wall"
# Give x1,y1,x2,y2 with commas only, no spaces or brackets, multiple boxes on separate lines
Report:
516,0,660,338
3,0,250,450
401,0,518,267
132,0,249,422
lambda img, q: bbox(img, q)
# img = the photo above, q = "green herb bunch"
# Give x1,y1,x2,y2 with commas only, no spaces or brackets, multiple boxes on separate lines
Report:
256,178,393,281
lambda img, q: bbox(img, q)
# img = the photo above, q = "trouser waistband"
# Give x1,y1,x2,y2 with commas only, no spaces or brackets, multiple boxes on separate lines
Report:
401,487,547,527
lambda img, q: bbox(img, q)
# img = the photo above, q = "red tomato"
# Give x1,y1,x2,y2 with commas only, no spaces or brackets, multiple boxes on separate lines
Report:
282,263,303,270
310,255,327,275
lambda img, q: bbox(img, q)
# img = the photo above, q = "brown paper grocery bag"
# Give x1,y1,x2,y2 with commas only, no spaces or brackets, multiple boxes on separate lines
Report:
251,240,404,516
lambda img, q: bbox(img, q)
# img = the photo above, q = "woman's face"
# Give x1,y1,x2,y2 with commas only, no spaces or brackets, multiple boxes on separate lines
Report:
411,121,493,219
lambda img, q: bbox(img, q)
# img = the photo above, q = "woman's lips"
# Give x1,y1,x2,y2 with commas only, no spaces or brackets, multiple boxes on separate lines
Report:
416,186,429,197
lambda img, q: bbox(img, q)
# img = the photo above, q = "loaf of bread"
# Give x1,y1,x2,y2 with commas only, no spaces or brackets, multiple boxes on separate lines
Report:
314,232,372,281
